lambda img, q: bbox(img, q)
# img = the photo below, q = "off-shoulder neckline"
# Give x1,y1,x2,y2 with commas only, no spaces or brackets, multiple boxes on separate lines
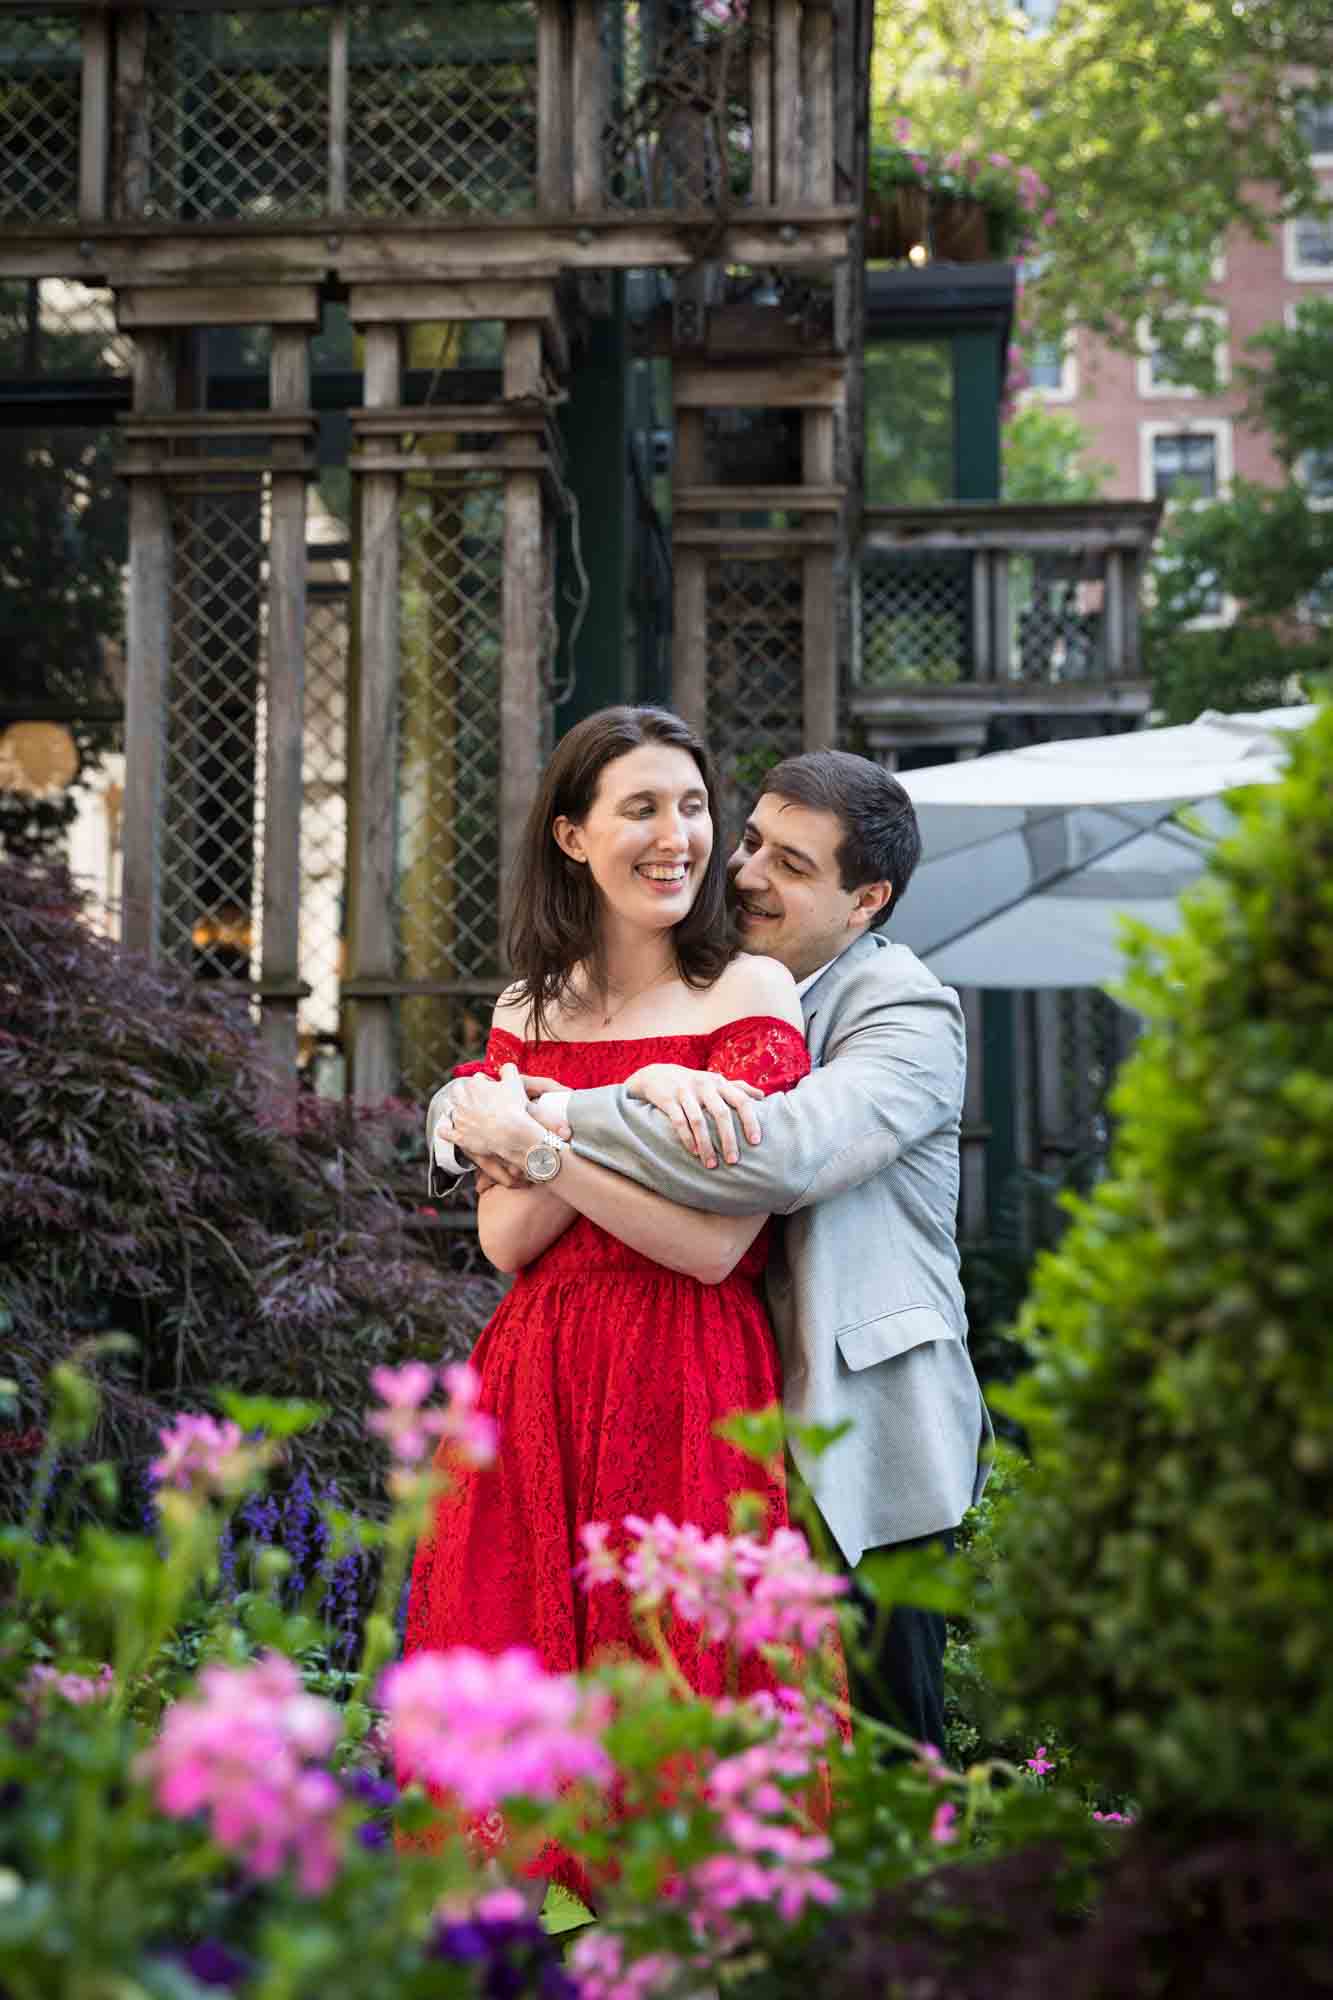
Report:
485,1013,804,1051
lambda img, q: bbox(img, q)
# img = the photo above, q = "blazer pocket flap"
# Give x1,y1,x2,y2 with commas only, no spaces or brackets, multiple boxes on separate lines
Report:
837,1306,952,1372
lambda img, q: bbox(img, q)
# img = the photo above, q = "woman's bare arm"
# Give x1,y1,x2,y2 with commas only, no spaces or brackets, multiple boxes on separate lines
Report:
476,1184,577,1275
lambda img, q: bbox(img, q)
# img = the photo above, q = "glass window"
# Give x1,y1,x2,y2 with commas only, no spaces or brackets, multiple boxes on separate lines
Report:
1298,101,1333,157
864,341,954,505
1293,215,1333,270
1027,339,1066,391
1299,448,1333,500
1152,432,1218,500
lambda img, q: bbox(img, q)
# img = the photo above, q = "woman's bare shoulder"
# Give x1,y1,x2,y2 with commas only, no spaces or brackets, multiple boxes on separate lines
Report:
491,983,533,1039
704,952,803,1030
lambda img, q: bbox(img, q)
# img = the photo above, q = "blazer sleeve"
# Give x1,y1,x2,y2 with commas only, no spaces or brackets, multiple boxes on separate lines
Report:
568,978,965,1218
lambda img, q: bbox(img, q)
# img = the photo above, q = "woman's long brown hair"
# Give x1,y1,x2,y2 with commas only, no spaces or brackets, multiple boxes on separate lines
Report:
505,706,734,1040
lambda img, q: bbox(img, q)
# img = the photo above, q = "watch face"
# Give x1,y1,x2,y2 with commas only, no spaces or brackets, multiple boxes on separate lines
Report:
526,1143,560,1183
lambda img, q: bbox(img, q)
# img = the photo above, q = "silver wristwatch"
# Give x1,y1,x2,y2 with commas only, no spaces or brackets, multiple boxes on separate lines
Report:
523,1133,568,1184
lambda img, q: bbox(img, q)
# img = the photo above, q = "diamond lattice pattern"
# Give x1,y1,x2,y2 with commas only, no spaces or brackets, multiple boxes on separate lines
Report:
142,9,328,221
397,473,505,1095
1010,554,1107,682
0,13,81,223
707,558,803,846
162,492,266,979
346,2,537,217
603,9,754,212
299,589,349,1046
860,555,969,687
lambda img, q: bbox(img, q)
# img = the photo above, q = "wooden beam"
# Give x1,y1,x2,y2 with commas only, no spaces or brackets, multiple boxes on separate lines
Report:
120,331,175,961
260,329,310,1083
802,0,835,207
349,325,401,1103
803,548,837,749
748,0,774,208
537,0,570,211
347,279,559,325
674,359,846,409
772,0,803,207
571,0,604,210
79,9,110,221
116,283,322,328
328,3,349,213
112,7,148,221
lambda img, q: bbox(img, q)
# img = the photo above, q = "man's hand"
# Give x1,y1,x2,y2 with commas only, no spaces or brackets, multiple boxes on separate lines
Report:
625,1063,764,1168
450,1065,549,1173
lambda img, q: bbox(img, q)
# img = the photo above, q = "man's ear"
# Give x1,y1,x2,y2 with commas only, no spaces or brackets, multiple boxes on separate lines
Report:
852,880,892,930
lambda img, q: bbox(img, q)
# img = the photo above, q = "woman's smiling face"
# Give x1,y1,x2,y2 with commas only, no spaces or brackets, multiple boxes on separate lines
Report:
553,743,714,933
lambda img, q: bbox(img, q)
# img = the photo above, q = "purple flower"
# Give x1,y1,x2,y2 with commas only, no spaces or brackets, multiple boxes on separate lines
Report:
170,1940,252,1989
1026,1745,1056,1776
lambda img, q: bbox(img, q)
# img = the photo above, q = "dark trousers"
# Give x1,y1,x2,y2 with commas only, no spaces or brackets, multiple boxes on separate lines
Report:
846,1528,956,1749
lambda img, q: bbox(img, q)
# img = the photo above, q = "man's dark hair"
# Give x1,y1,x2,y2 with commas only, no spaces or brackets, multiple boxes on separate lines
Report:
760,749,922,928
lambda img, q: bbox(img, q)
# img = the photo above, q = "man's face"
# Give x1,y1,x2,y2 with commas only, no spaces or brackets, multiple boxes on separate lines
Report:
727,792,890,982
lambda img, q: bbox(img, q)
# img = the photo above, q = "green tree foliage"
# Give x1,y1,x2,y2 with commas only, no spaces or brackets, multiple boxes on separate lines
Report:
976,703,1333,1843
872,0,1331,365
1145,299,1333,720
1001,405,1112,503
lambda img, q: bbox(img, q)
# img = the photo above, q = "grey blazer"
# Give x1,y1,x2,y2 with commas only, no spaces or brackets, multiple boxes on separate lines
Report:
564,933,993,1565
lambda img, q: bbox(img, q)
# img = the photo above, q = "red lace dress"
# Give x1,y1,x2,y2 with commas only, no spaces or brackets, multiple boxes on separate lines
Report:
402,1016,813,1886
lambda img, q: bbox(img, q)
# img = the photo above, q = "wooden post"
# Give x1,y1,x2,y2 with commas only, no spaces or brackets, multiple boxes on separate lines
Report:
537,0,570,210
350,326,401,1102
571,0,604,210
121,332,176,960
748,0,773,207
971,549,992,680
1123,547,1142,678
772,0,803,208
113,9,149,219
801,0,835,206
991,546,1011,682
328,4,349,213
79,9,110,220
500,324,547,950
261,331,310,1081
802,408,838,748
672,410,709,734
1103,548,1124,678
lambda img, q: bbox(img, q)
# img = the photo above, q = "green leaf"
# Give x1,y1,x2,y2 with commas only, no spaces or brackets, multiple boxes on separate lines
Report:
856,1546,973,1617
713,1404,785,1464
215,1390,328,1440
788,1417,854,1462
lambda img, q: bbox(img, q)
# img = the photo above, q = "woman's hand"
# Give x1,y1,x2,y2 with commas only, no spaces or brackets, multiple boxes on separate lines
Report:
624,1063,764,1168
451,1065,548,1176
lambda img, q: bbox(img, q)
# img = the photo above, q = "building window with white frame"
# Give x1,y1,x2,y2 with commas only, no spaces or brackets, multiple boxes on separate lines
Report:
1286,209,1333,279
1025,332,1076,400
1297,447,1333,504
1136,309,1228,398
1297,99,1333,165
1142,422,1231,502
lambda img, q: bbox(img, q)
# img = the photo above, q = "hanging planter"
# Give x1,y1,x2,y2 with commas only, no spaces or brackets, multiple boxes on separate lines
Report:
864,183,930,261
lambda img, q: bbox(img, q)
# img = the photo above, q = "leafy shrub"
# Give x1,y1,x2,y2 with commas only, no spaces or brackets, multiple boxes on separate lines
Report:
1147,622,1327,729
0,861,503,1518
976,703,1333,1841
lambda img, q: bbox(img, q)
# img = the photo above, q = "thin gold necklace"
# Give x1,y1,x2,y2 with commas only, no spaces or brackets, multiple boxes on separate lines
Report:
594,960,675,1029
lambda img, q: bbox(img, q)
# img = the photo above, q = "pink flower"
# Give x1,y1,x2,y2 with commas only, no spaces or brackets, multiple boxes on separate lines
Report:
581,1514,846,1660
149,1414,248,1496
930,1801,959,1845
1026,1745,1055,1776
914,1740,954,1786
569,1931,684,2000
989,152,1012,168
139,1655,343,1894
893,117,913,143
379,1647,614,1811
23,1663,114,1706
1093,1809,1136,1825
1042,208,1057,228
367,1361,496,1469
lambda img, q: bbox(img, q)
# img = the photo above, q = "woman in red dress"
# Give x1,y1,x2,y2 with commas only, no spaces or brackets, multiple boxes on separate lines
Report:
401,708,821,1883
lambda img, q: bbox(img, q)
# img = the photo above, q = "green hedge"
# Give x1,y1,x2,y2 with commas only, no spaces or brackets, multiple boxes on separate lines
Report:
977,704,1333,1842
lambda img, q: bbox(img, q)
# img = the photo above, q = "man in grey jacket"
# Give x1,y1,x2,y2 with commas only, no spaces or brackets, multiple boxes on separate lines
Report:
432,750,991,1744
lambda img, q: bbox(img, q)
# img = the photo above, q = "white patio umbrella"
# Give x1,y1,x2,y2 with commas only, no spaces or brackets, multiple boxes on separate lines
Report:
891,706,1317,989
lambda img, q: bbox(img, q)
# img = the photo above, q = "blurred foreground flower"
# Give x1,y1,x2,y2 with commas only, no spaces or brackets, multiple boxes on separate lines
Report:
139,1654,343,1894
149,1414,252,1498
578,1515,846,1656
22,1663,114,1707
380,1647,614,1812
368,1361,497,1469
